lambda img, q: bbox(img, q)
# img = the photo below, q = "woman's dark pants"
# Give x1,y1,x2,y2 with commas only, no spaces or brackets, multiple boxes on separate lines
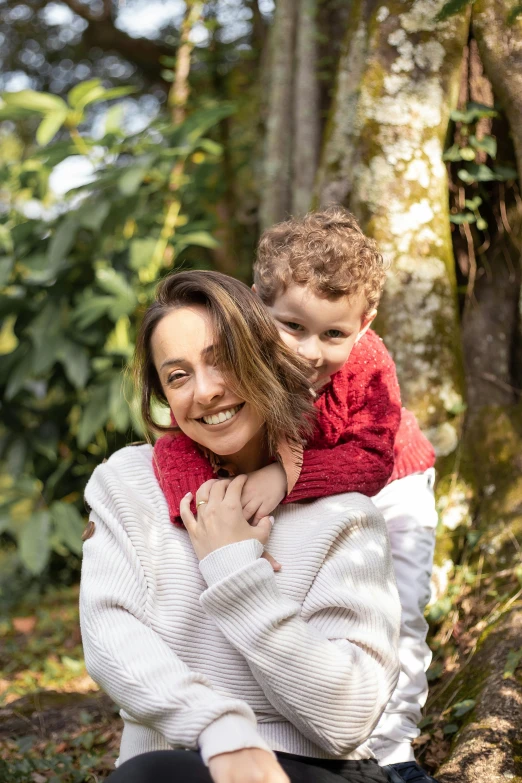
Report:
105,750,389,783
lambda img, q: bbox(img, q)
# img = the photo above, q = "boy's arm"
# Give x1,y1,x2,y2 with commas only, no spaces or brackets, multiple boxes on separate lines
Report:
285,331,402,503
153,433,215,524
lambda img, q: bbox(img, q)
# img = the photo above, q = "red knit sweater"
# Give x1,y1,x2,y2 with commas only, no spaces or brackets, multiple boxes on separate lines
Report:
153,329,435,523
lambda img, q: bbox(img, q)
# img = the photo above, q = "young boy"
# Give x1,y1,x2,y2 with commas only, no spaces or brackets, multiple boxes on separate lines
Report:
153,207,439,782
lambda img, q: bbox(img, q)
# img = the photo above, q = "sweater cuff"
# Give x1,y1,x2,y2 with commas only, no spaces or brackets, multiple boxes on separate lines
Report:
199,540,264,586
198,712,273,765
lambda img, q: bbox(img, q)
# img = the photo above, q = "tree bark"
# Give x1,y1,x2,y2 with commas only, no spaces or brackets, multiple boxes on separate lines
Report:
291,0,319,216
317,0,470,457
259,0,298,230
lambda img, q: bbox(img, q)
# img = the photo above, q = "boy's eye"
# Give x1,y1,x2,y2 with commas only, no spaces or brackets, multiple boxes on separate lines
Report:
324,329,345,339
284,321,304,332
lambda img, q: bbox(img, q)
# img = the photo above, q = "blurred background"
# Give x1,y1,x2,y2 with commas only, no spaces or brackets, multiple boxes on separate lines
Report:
0,0,521,780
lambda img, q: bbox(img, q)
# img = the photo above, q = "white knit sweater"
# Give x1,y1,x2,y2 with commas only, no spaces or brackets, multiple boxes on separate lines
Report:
80,444,400,767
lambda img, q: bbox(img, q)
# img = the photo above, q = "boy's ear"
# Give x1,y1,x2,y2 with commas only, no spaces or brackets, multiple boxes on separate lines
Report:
355,309,377,343
251,283,257,293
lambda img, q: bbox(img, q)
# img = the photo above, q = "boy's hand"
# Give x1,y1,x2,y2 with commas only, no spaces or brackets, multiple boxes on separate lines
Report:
241,463,287,525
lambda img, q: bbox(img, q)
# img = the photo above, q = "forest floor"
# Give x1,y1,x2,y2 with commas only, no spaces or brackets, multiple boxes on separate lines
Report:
0,577,521,782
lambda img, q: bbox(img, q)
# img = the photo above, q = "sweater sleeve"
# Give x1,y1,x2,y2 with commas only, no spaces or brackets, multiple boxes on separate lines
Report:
198,501,401,756
153,433,215,525
80,470,272,765
284,331,402,502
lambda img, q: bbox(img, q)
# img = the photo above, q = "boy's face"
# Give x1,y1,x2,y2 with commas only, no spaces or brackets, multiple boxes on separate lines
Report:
266,284,376,389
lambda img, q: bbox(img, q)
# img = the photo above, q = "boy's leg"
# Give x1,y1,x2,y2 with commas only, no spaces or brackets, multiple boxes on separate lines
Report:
367,470,437,766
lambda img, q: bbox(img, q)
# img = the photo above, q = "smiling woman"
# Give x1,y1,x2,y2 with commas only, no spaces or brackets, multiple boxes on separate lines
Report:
79,270,401,783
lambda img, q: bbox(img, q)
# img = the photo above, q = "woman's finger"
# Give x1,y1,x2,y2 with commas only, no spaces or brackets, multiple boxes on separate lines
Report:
195,478,220,504
224,474,249,506
262,551,281,572
179,492,197,530
242,499,261,523
207,478,231,506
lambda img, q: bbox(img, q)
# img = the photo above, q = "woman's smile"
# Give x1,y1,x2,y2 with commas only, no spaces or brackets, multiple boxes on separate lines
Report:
197,403,245,427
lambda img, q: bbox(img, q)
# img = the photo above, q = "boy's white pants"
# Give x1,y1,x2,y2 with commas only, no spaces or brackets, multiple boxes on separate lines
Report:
367,469,437,765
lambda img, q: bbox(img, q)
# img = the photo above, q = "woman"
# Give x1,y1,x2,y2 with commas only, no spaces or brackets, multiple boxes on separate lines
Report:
80,270,400,783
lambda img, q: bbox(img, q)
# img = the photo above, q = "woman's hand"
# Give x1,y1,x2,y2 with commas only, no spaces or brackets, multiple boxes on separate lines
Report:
209,748,290,783
241,463,287,525
180,476,274,561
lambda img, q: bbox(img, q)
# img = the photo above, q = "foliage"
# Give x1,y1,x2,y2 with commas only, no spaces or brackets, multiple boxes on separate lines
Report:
435,0,475,22
507,4,522,24
444,102,518,232
0,585,120,781
0,80,233,594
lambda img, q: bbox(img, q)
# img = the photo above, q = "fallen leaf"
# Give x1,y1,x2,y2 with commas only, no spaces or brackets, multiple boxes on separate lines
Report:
12,616,37,634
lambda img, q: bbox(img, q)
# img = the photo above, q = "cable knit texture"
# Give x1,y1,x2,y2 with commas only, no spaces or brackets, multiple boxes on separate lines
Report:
80,444,401,767
153,329,435,524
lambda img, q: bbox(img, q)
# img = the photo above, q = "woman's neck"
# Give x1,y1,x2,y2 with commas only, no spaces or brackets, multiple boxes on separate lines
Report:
224,427,269,475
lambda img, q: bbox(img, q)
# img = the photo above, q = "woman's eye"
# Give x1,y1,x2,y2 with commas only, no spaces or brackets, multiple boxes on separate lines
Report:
284,321,303,332
167,372,187,385
325,329,345,339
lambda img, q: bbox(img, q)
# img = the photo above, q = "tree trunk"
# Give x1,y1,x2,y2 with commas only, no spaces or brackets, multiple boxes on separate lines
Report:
259,0,297,230
434,9,522,776
317,0,470,455
291,0,319,216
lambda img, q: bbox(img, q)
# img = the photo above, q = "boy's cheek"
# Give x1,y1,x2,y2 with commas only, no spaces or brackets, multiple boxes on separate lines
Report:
277,328,298,352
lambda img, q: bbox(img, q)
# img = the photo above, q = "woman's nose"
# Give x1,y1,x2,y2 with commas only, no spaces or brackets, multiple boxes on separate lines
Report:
193,367,225,405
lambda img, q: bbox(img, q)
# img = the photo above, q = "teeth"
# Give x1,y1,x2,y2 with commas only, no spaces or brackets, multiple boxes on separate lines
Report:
202,405,241,425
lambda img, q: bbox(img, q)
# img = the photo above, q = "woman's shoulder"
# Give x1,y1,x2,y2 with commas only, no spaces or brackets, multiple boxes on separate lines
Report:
84,443,160,516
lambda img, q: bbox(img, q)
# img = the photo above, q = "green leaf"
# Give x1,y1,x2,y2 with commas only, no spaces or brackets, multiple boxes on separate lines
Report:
0,315,19,355
0,256,13,286
503,648,522,679
59,341,90,389
47,215,79,265
435,0,475,22
17,253,58,285
109,374,131,431
507,3,522,23
450,212,476,224
452,699,476,717
175,231,219,249
465,197,482,210
451,102,498,124
95,267,135,298
73,295,114,328
458,164,496,184
78,200,110,231
85,86,137,105
476,217,488,230
129,238,157,270
469,134,497,159
77,383,111,448
18,511,51,575
104,104,125,135
443,723,459,735
443,144,466,162
50,501,84,556
493,165,518,181
459,147,476,161
67,79,103,109
5,348,34,400
36,109,68,146
2,90,67,115
118,167,147,196
427,596,452,623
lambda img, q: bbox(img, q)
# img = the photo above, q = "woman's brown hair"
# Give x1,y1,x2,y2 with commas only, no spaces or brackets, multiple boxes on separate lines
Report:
134,269,315,458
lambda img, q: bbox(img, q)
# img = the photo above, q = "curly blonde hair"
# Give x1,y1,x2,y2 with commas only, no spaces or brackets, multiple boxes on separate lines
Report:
254,206,388,313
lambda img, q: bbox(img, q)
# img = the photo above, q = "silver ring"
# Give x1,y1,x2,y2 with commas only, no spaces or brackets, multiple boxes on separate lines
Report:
196,500,208,509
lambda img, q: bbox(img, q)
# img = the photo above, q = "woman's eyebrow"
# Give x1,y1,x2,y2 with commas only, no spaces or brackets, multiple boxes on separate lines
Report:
160,345,215,371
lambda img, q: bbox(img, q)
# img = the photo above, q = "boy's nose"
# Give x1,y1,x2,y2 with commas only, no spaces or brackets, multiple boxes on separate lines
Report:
297,338,322,364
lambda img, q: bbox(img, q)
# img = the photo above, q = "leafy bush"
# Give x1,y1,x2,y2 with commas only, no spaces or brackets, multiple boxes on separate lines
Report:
0,80,232,597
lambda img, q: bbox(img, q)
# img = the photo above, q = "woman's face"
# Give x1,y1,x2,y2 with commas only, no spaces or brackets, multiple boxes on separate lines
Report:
151,305,264,458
